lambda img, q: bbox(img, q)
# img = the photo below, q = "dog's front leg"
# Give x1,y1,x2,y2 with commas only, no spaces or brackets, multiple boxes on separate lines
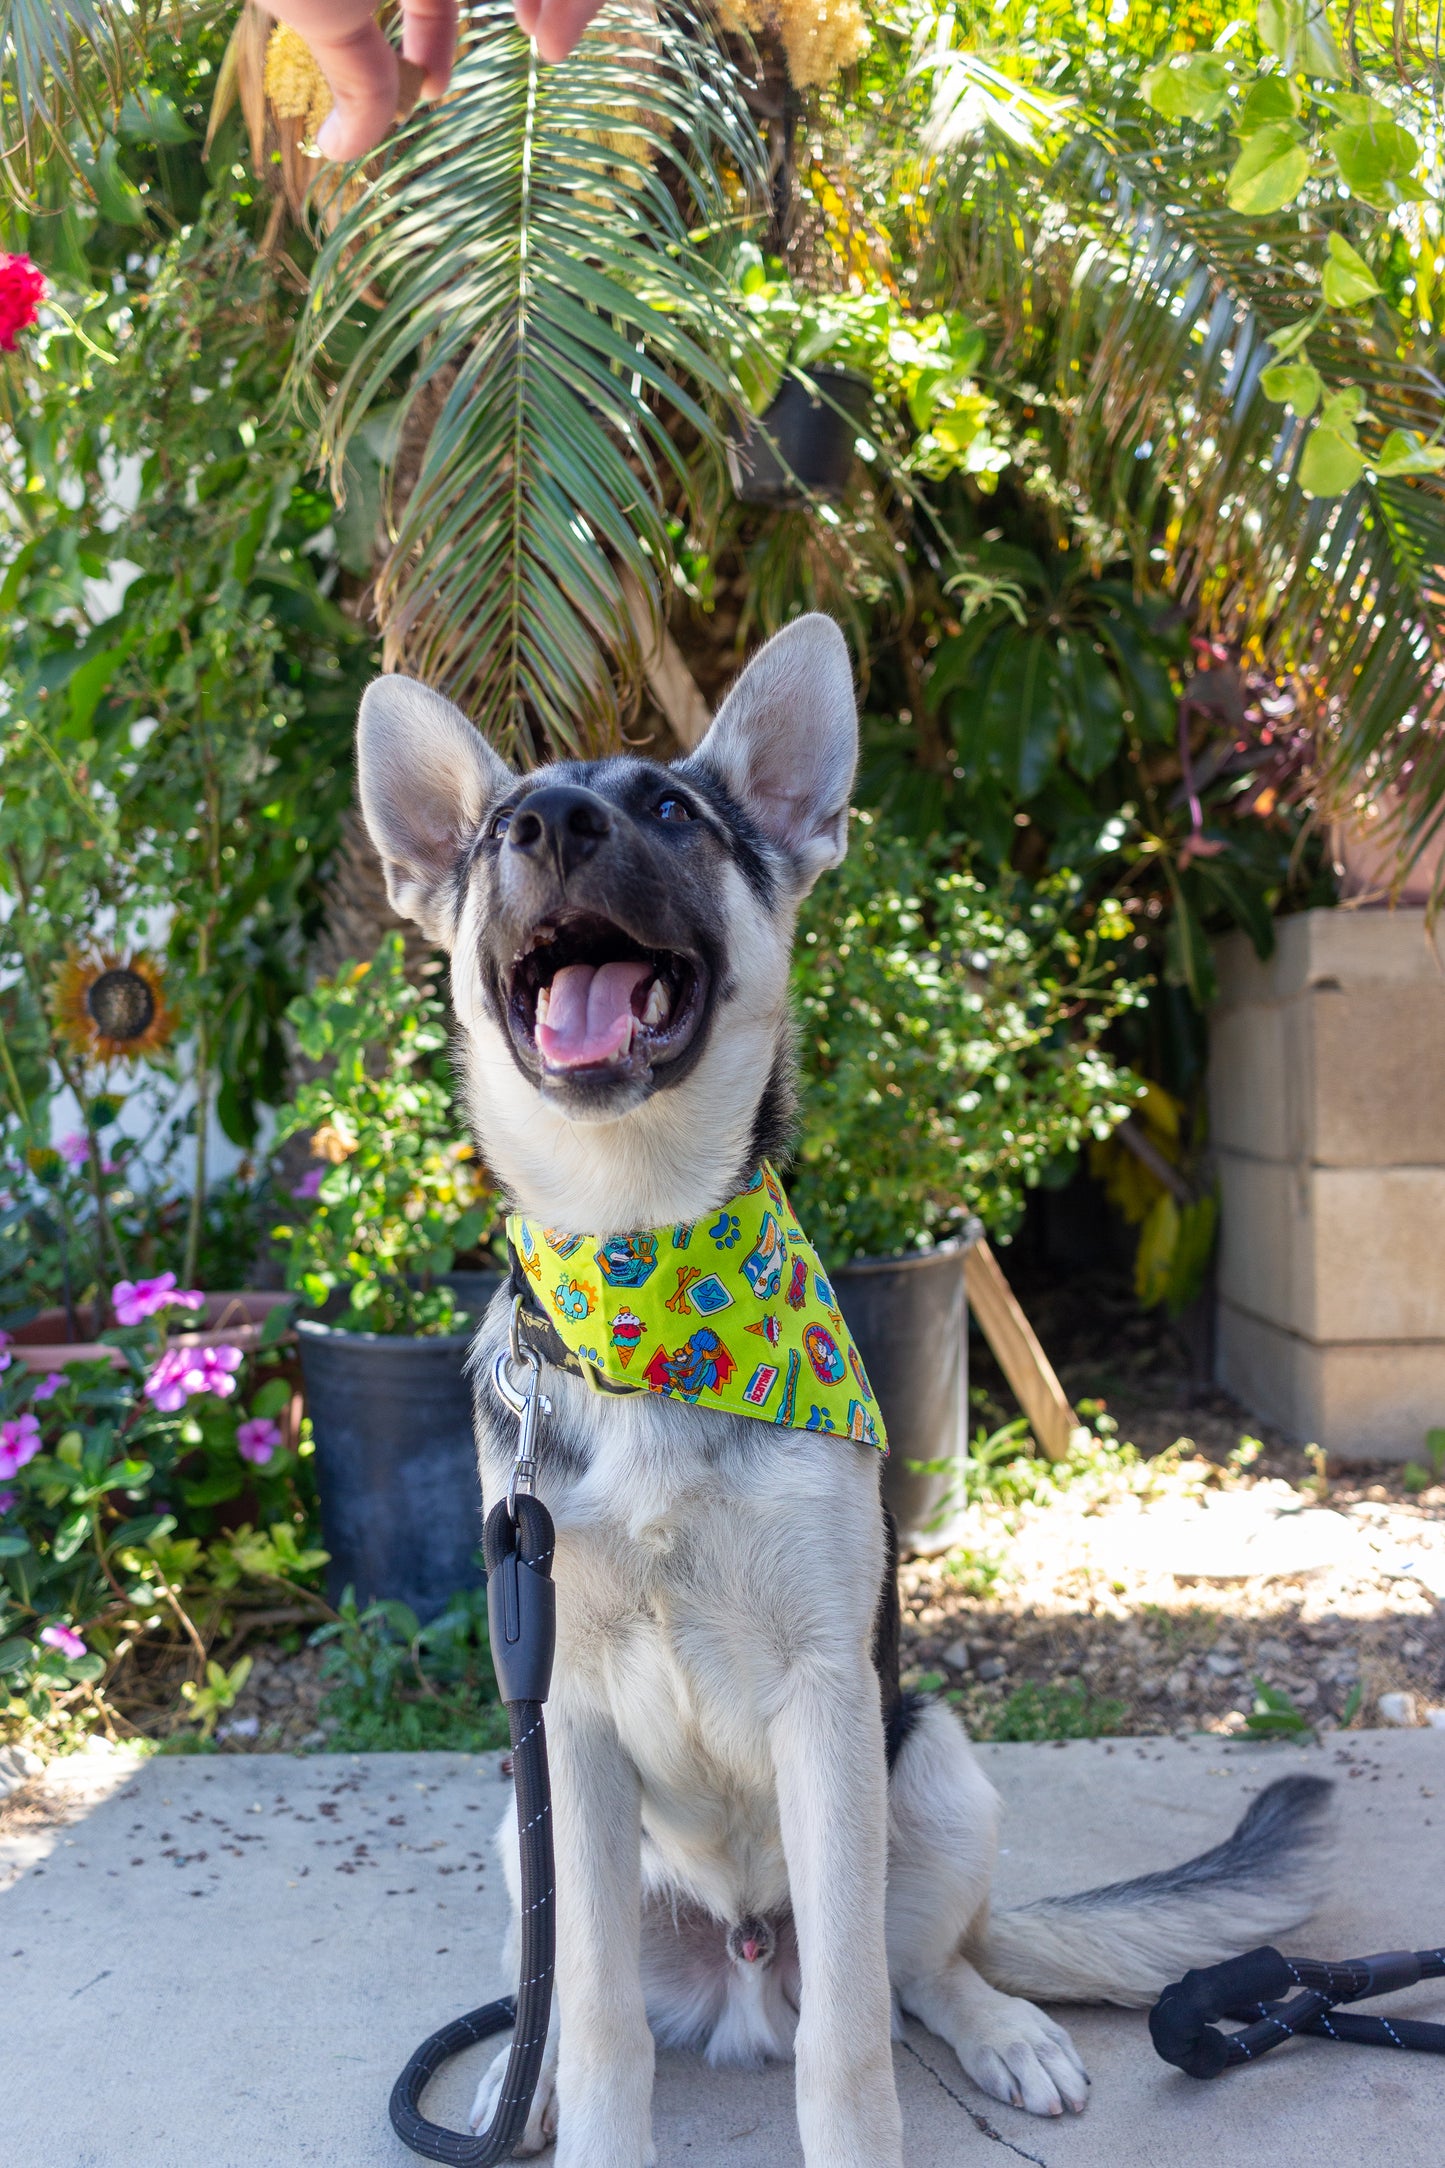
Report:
772,1663,903,2168
550,1699,656,2168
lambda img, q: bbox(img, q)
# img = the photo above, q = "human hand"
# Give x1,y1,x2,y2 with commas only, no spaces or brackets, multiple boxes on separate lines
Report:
261,0,612,163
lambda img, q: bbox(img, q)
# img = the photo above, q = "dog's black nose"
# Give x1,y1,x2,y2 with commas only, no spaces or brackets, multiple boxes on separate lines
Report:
507,785,613,878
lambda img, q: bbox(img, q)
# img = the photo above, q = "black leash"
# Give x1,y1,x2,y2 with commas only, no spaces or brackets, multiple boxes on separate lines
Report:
390,1307,559,2163
1151,1944,1445,2079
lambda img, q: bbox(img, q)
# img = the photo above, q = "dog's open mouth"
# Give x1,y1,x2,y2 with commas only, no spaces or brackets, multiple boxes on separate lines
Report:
508,914,709,1085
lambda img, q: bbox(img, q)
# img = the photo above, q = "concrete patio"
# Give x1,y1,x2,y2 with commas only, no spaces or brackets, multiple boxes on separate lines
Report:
3,1730,1443,2167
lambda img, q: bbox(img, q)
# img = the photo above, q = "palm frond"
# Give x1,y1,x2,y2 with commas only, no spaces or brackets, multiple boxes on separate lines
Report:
0,0,156,203
924,73,1445,867
298,0,766,764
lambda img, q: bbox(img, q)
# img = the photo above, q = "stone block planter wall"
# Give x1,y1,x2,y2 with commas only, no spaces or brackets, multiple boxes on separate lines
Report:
1210,907,1445,1461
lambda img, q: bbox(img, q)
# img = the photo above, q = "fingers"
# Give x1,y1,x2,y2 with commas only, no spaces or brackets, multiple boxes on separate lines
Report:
401,0,459,99
265,0,460,162
520,0,611,63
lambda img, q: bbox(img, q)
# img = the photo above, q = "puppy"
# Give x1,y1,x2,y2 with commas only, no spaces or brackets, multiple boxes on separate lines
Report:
356,618,1331,2168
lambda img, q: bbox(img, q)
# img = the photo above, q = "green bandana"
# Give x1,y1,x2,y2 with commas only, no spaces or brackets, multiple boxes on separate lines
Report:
508,1162,885,1451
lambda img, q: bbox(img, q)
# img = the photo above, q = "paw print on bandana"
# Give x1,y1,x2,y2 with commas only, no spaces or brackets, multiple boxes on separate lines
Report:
709,1210,741,1249
805,1406,837,1433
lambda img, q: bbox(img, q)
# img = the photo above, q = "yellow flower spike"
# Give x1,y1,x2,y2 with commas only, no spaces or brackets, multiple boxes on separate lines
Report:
263,23,334,134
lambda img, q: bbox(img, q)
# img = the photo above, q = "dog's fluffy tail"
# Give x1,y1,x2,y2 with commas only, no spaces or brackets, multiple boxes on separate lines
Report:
976,1774,1335,2007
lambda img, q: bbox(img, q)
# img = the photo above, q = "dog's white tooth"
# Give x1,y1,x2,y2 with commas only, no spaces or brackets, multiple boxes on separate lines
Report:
535,985,551,1027
642,978,669,1029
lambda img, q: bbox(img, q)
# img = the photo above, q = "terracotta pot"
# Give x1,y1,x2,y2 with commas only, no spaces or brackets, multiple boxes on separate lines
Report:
8,1290,293,1375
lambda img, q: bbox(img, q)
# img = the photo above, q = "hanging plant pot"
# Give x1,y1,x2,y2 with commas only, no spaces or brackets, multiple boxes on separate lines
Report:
833,1223,981,1555
296,1268,503,1623
727,366,872,506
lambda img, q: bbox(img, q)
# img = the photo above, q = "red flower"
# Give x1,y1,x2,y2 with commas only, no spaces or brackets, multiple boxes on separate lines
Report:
0,254,45,353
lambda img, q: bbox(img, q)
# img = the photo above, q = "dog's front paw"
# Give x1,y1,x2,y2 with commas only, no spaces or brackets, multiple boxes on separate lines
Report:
954,1995,1089,2118
470,2042,558,2155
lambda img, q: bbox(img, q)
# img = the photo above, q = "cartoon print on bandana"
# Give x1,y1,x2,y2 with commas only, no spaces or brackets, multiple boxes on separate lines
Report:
740,1212,786,1301
643,1328,737,1403
610,1306,645,1367
803,1321,845,1386
553,1276,594,1322
743,1362,778,1406
508,1162,885,1452
774,1347,801,1426
847,1400,880,1447
848,1345,875,1402
594,1233,659,1289
543,1230,586,1260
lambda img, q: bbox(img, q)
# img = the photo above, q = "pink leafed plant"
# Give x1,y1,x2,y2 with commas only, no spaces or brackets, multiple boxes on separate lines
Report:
40,1624,86,1660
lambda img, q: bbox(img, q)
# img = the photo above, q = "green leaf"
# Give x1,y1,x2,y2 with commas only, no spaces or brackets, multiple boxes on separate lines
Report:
1321,231,1382,308
81,134,146,226
52,1507,92,1564
1140,53,1231,124
1298,416,1366,497
1257,0,1342,78
1226,123,1310,214
1374,430,1445,478
0,1637,31,1673
1235,76,1301,134
1327,120,1422,206
250,1376,293,1420
0,1533,30,1559
65,1652,106,1684
1260,361,1322,415
117,86,193,145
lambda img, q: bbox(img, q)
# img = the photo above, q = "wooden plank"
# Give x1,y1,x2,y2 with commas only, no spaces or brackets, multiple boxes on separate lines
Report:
964,1238,1082,1463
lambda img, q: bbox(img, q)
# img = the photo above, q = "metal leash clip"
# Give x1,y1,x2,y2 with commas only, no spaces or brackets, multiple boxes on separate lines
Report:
492,1292,551,1517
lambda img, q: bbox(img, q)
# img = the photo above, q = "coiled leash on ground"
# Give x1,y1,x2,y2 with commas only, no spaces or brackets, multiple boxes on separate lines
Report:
1151,1944,1445,2079
390,1311,558,2163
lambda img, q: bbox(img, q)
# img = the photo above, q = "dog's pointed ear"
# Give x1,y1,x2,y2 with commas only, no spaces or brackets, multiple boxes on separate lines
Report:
356,675,512,949
684,616,857,891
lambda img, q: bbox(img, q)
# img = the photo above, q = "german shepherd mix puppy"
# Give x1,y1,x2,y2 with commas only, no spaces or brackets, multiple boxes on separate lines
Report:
356,618,1331,2168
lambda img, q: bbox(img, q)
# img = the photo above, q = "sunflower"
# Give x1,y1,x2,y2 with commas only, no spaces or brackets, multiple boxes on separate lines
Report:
52,951,173,1063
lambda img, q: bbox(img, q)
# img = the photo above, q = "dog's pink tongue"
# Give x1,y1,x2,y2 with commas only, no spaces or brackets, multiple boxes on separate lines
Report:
537,960,651,1069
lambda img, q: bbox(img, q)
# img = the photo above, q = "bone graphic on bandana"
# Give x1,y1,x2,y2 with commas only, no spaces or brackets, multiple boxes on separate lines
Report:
666,1266,703,1315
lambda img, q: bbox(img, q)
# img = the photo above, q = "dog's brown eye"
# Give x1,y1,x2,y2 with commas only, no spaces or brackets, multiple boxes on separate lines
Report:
657,797,692,823
491,810,512,839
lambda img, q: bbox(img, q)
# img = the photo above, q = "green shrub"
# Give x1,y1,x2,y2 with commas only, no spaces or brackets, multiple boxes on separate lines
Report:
789,815,1143,1261
273,936,505,1336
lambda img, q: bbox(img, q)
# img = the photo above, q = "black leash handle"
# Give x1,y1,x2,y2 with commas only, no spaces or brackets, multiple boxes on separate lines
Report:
389,1494,557,2162
1150,1944,1445,2079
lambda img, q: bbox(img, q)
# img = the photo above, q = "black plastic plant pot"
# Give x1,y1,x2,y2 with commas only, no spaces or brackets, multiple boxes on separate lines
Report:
727,366,872,506
833,1223,982,1555
297,1314,491,1623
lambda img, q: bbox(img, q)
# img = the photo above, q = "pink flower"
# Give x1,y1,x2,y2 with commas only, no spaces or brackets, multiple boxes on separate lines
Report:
0,254,44,353
59,1130,90,1168
0,1489,15,1516
236,1416,282,1466
40,1624,86,1661
290,1166,325,1201
0,1329,10,1375
0,1413,41,1479
143,1341,244,1412
112,1272,206,1327
31,1372,66,1403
